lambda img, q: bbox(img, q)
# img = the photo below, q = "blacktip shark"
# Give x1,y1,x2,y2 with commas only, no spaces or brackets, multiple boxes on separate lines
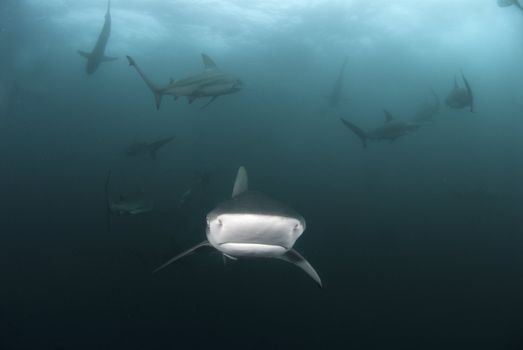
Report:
325,57,349,108
340,110,421,148
498,0,523,11
125,136,174,160
445,72,474,112
411,88,440,123
154,166,322,288
105,169,153,230
126,54,243,110
78,0,117,74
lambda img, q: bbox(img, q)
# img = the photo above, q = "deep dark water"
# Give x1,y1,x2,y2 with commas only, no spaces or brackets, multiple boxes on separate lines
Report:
2,0,523,349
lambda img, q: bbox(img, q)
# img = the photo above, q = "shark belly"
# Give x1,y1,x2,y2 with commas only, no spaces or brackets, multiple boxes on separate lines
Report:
217,243,287,258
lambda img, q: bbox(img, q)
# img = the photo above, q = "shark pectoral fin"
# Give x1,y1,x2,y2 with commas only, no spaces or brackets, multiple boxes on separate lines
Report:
78,50,91,59
278,249,322,288
232,166,248,197
102,55,118,62
153,241,212,273
200,96,218,109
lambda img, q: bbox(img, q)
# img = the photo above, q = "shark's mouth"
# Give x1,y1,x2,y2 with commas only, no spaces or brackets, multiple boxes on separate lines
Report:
216,242,288,258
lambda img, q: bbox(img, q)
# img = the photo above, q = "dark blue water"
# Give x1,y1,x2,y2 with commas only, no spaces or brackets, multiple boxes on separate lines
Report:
1,0,523,349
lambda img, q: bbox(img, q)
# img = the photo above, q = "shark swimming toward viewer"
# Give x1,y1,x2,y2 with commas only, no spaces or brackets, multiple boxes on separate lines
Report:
340,110,421,148
445,72,474,112
78,0,117,74
154,166,322,287
105,169,153,230
125,136,174,160
126,54,243,110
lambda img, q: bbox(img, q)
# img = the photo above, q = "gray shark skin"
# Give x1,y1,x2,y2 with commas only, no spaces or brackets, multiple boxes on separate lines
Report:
445,72,474,112
78,0,117,74
498,0,523,11
340,110,421,148
105,169,153,231
125,136,174,160
126,54,243,110
326,57,349,108
411,88,440,123
154,166,322,288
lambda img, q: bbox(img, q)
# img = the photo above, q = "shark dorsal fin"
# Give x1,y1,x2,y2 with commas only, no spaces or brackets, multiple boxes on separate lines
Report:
384,109,394,123
232,166,248,197
201,54,217,70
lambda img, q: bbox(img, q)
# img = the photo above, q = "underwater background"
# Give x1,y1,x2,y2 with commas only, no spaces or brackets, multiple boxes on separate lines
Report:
1,0,523,348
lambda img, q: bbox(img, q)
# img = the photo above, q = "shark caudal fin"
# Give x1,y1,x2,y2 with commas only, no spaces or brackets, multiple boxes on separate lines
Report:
105,169,113,231
153,241,212,273
278,249,322,288
461,72,474,113
126,55,164,110
340,118,368,148
149,136,175,160
232,166,248,197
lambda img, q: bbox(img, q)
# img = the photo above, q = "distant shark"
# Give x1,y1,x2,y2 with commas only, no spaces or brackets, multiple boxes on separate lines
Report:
498,0,523,11
411,88,440,122
154,166,322,287
340,110,421,148
105,169,153,230
78,0,117,74
325,57,349,108
125,136,174,160
445,72,474,112
126,54,243,110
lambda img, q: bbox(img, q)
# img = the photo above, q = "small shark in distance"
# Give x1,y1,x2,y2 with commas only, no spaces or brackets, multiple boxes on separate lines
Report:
498,0,523,11
411,88,440,123
78,0,117,74
325,57,349,108
154,166,322,287
105,169,153,230
340,110,421,148
125,136,174,160
126,54,243,110
445,72,474,112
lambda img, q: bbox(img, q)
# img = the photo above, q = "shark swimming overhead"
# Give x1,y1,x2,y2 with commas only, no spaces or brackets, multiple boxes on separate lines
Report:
105,169,153,230
445,72,474,112
126,54,243,110
340,110,421,148
497,0,523,11
154,166,322,287
78,0,117,74
125,136,174,160
325,57,349,108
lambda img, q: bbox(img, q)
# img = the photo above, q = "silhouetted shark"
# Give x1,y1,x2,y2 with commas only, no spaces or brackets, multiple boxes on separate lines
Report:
325,57,349,108
78,0,117,74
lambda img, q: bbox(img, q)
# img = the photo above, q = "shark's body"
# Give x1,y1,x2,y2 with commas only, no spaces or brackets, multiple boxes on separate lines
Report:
446,72,474,112
411,88,440,122
78,0,117,74
154,166,322,287
326,57,349,108
340,110,420,148
498,0,523,11
126,54,242,110
105,169,153,230
125,136,174,160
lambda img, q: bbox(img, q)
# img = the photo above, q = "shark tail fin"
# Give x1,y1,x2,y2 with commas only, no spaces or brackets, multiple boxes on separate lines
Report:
105,169,113,231
278,249,322,288
232,166,248,197
153,241,212,273
126,55,165,110
461,72,474,113
149,136,175,160
340,118,367,148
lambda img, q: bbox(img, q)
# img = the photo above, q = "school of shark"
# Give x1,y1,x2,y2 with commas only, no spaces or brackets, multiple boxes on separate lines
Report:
1,0,522,291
